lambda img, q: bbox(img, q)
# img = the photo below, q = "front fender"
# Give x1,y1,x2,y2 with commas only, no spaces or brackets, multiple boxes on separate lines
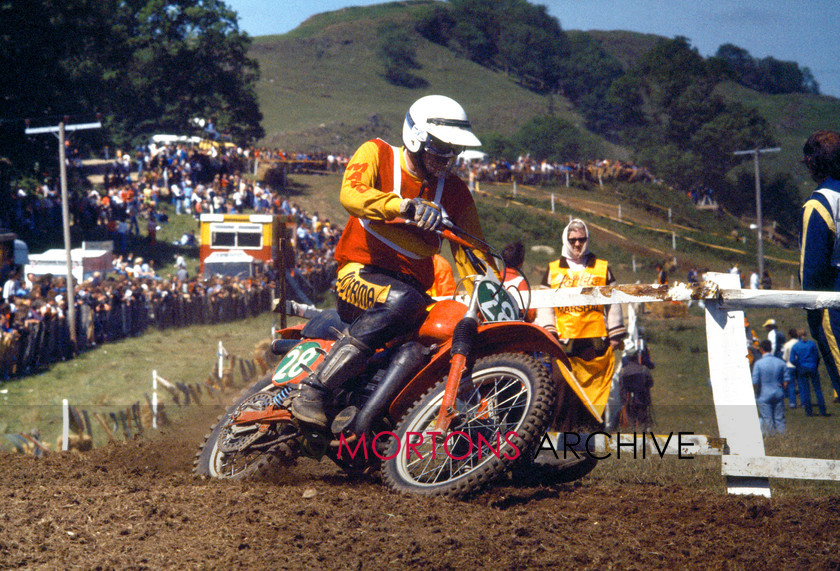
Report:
388,321,600,422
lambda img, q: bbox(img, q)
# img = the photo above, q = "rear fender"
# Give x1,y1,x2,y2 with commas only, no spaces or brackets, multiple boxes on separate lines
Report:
388,322,600,422
275,324,304,339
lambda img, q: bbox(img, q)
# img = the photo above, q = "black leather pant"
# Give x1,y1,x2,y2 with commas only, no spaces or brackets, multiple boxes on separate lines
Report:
335,264,431,350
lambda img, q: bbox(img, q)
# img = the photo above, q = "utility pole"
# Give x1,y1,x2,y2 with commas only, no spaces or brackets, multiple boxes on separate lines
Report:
733,146,780,282
25,118,102,349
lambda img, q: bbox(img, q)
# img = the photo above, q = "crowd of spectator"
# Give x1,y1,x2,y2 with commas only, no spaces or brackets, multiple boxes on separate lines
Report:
0,269,274,380
457,155,658,187
0,140,352,381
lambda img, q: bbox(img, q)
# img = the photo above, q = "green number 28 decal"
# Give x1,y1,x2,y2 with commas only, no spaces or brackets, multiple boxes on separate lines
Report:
272,341,324,385
476,281,519,322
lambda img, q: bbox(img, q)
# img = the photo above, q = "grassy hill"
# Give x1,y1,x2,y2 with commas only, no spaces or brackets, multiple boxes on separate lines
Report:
715,82,840,189
247,3,840,205
249,2,625,158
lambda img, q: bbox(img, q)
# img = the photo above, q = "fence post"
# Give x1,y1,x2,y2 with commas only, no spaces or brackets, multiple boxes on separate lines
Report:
62,399,69,451
152,370,158,430
218,341,227,379
703,272,770,497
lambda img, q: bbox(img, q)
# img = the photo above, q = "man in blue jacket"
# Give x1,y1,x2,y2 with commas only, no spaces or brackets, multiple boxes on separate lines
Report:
790,331,828,417
800,130,840,407
752,340,787,434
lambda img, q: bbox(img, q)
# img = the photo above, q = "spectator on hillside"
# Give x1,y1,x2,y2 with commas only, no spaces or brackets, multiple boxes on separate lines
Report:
761,270,773,289
790,329,828,417
752,339,787,435
656,263,668,285
763,318,785,358
3,271,19,303
618,340,654,430
781,327,800,408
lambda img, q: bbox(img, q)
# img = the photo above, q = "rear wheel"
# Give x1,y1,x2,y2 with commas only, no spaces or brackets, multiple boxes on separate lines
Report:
194,375,298,480
382,353,555,497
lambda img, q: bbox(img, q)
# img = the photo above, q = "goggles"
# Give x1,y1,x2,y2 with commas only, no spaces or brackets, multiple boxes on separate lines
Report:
424,138,463,159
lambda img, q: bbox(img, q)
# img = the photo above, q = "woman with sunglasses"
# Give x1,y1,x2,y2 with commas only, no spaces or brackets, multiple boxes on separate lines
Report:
291,95,493,429
536,218,626,427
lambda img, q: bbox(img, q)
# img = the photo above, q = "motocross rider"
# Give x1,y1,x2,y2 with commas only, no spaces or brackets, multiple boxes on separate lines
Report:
291,95,491,429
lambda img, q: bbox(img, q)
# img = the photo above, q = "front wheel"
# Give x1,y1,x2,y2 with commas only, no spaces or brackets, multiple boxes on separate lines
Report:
382,353,555,497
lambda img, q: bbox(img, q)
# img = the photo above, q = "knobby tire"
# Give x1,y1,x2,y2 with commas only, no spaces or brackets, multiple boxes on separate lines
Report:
382,352,555,498
194,374,294,481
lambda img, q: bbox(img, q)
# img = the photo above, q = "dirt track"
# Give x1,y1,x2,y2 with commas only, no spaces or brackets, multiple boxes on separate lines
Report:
2,407,840,569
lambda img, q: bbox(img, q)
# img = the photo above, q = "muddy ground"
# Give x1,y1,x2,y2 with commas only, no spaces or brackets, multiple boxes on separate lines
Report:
2,407,840,570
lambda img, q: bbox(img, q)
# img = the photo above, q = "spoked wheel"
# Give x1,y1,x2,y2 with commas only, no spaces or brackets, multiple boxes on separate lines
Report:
194,375,298,480
382,353,555,497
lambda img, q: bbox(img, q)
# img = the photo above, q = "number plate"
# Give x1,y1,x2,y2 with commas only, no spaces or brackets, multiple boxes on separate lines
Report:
476,280,520,322
271,340,330,385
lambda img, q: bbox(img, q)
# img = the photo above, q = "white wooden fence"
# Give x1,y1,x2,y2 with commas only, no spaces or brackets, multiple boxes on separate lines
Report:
531,272,840,497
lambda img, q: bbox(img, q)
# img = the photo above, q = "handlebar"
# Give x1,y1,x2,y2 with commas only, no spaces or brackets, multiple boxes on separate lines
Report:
390,216,491,254
388,216,533,316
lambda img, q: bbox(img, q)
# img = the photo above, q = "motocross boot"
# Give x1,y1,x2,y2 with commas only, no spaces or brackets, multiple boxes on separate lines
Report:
290,332,372,429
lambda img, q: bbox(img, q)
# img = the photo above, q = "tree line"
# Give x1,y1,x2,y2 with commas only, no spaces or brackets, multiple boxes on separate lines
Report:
0,0,263,181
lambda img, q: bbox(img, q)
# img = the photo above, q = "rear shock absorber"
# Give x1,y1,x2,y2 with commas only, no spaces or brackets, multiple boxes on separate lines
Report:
271,385,294,408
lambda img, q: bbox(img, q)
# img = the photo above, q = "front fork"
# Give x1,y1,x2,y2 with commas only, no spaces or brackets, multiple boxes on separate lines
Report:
435,303,480,431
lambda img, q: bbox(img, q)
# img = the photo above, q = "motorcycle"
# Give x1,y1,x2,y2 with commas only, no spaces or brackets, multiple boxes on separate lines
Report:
194,221,601,497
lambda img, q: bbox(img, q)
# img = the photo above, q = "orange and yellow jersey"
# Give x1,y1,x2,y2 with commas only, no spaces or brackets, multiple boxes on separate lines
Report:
544,256,609,339
334,138,487,290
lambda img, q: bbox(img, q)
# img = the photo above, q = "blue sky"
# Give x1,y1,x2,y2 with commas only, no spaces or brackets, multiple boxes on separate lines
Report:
226,0,840,98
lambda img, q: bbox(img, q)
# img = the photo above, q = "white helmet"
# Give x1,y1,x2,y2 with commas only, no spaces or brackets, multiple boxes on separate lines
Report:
402,95,481,154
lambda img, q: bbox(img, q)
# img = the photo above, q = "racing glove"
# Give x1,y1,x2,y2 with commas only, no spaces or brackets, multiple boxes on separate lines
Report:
400,197,442,231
